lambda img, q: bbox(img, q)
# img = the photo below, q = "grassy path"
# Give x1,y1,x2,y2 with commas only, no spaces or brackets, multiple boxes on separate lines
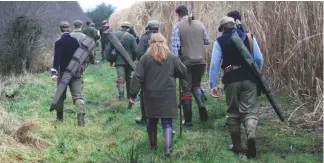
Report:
2,56,322,162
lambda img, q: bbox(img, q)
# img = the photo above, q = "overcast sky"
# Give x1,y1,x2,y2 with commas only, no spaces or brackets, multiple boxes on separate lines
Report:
78,0,137,11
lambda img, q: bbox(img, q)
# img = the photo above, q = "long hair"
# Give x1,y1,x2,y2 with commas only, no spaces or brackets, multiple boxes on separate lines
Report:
149,33,169,64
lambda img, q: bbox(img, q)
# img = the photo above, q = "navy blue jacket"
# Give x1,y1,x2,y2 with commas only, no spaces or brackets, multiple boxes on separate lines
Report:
53,33,79,73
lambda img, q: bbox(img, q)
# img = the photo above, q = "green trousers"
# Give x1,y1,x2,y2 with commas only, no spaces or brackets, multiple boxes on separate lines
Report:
56,75,85,114
225,80,259,125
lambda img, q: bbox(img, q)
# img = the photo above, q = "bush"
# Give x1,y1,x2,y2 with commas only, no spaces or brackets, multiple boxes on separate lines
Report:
0,1,90,75
87,2,116,29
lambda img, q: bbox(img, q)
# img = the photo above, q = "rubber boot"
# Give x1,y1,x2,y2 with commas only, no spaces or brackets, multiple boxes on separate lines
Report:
77,113,85,127
147,119,157,150
117,82,124,101
193,87,208,121
56,99,64,121
244,119,258,159
163,123,173,158
182,99,193,127
135,91,147,125
126,80,130,99
228,124,245,157
101,50,105,61
56,111,63,121
75,99,85,127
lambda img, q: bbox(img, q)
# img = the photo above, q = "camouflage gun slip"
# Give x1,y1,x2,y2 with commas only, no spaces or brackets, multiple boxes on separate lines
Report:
103,30,136,71
231,31,285,122
50,37,96,112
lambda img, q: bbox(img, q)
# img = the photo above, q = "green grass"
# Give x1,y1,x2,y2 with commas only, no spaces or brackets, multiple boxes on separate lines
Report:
2,52,323,162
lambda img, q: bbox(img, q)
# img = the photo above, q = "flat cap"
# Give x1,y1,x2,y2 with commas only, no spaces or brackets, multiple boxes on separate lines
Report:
145,20,160,29
90,23,95,27
120,21,132,28
59,21,70,29
218,16,235,32
73,20,83,27
102,20,108,25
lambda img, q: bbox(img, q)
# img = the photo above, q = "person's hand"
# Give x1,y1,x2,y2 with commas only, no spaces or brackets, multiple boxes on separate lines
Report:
211,87,221,98
51,68,58,81
51,75,58,81
130,98,136,104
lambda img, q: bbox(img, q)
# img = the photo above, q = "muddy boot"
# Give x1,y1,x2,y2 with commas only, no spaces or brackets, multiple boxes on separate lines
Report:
147,119,157,150
193,87,208,122
182,98,193,127
117,82,124,101
77,113,85,127
244,119,258,159
228,124,245,157
75,99,85,127
135,93,147,125
163,123,173,158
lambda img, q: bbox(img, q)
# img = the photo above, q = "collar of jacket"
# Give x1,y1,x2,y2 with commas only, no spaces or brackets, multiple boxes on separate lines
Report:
222,29,246,40
146,29,158,34
180,15,189,21
73,29,82,32
120,28,128,32
61,33,70,37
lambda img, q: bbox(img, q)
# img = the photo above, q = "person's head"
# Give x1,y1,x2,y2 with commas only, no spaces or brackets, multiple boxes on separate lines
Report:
218,16,236,33
227,10,241,21
73,20,83,29
86,21,91,26
59,21,70,34
102,20,108,26
120,21,132,30
175,5,188,20
90,23,95,28
149,33,169,64
145,20,160,31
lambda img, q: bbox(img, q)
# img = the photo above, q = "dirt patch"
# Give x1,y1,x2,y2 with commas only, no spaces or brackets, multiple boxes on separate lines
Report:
0,105,51,162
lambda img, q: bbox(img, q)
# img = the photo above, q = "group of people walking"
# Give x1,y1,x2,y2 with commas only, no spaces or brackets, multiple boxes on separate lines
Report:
51,4,264,160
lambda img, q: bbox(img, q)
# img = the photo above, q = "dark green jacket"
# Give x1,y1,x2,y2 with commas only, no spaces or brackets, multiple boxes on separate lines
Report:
105,29,137,66
135,29,158,60
82,26,99,40
129,51,187,119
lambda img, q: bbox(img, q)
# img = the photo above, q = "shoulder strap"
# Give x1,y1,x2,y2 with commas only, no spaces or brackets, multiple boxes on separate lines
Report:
246,33,254,56
120,32,129,41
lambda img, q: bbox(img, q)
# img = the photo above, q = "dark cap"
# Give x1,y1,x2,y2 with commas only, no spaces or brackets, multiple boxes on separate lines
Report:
227,10,241,21
73,20,83,27
59,21,70,29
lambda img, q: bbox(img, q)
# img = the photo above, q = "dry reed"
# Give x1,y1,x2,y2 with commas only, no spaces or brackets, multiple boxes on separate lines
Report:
109,1,323,125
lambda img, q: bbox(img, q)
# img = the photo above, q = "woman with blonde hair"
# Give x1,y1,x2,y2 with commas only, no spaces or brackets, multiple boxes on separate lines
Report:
129,33,187,158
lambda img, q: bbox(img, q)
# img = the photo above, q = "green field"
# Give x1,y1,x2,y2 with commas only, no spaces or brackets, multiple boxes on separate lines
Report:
2,53,322,162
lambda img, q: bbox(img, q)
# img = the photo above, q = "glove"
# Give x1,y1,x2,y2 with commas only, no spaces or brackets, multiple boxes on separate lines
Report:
51,68,58,81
